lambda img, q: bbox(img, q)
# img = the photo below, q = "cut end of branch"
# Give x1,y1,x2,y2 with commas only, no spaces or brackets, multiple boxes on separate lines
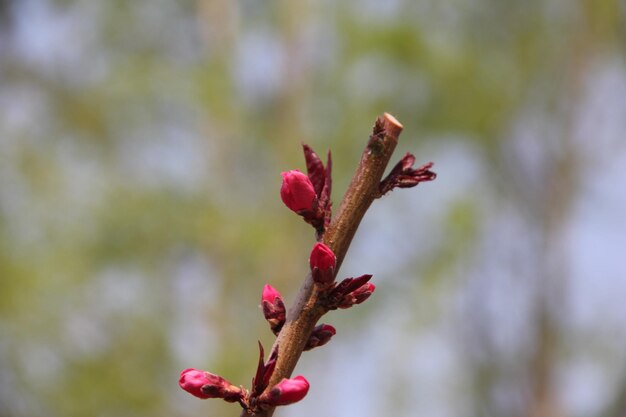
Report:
369,113,403,153
383,112,403,128
382,113,403,137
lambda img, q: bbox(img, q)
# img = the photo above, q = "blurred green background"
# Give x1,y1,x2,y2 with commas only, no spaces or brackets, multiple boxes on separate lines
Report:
1,1,625,416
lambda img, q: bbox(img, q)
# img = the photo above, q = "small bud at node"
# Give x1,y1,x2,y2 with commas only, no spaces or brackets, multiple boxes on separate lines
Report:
339,283,376,309
304,324,336,351
261,284,286,335
309,243,336,285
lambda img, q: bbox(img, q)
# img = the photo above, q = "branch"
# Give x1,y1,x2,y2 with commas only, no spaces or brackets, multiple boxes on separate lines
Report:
244,113,403,417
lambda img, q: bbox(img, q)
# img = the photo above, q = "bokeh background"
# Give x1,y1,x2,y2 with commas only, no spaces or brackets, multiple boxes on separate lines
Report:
1,1,625,416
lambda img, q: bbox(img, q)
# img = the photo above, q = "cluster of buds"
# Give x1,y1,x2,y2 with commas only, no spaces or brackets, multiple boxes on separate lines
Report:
325,273,375,310
261,284,337,351
179,131,435,415
179,343,310,412
249,343,310,410
308,242,376,310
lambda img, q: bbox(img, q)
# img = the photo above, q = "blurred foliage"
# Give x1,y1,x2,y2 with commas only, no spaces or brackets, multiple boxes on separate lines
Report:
1,0,625,417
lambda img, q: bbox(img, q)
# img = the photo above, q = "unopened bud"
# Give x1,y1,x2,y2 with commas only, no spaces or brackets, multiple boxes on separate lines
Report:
262,284,281,304
280,170,317,213
339,283,376,309
304,323,336,351
309,242,336,285
178,368,243,402
261,284,286,335
259,375,310,406
353,282,375,304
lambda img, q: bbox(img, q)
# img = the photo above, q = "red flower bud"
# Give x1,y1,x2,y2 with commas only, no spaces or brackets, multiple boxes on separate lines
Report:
309,243,336,285
353,282,375,304
260,375,310,406
262,284,281,304
304,323,336,351
178,368,243,402
339,283,376,309
280,170,317,213
261,284,286,335
309,242,335,271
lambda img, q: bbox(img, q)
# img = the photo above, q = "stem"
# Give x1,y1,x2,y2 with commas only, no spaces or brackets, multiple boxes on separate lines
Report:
242,113,403,417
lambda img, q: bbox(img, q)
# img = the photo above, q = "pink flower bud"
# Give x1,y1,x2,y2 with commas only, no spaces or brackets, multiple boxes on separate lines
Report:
262,284,281,304
178,368,243,402
261,375,310,406
309,243,336,285
309,242,335,271
280,170,317,213
261,284,286,335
